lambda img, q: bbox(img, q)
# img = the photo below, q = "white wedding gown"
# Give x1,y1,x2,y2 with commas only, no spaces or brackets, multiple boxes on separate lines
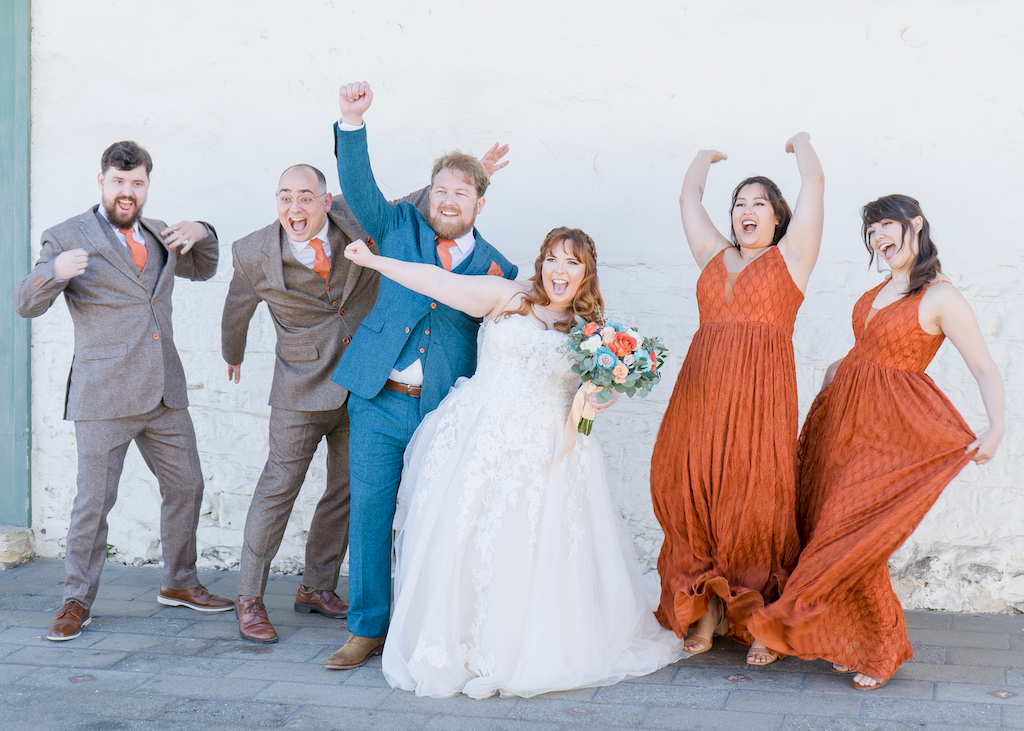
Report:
382,314,683,699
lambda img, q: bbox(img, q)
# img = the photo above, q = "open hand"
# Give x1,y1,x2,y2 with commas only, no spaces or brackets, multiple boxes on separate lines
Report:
162,221,206,252
344,239,376,267
479,143,510,178
339,82,373,125
54,248,89,280
785,132,811,154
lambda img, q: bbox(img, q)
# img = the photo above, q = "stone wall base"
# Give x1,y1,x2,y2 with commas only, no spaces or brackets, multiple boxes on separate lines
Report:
0,525,34,569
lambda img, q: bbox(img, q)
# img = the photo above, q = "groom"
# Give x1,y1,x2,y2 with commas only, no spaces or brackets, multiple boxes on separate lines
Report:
325,81,518,669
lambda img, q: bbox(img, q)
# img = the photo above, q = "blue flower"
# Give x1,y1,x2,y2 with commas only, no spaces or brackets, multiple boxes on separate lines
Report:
594,346,617,370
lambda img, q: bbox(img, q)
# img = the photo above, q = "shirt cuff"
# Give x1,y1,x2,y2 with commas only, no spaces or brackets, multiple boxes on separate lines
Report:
338,120,365,132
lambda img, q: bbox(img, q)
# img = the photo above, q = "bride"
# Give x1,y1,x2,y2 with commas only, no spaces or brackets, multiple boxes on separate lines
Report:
344,226,683,699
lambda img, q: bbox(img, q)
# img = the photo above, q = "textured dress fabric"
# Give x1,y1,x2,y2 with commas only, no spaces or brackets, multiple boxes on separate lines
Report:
651,246,804,644
382,314,683,699
749,281,975,679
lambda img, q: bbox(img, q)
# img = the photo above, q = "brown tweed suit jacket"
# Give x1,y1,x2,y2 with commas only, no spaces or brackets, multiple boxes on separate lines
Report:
221,192,428,412
13,206,219,420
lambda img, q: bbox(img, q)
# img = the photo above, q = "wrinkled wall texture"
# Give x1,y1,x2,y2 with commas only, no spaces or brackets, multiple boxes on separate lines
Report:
27,1,1023,611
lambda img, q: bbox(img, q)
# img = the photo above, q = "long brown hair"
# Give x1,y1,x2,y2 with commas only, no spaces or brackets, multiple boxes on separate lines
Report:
505,227,604,333
861,194,941,297
729,176,792,247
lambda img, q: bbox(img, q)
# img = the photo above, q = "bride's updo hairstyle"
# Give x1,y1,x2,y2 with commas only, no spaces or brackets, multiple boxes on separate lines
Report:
506,226,604,333
861,194,941,297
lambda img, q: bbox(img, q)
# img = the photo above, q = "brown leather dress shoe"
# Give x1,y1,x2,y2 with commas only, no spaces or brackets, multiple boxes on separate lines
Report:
158,584,234,612
295,586,348,618
325,634,385,670
236,596,278,644
47,599,91,641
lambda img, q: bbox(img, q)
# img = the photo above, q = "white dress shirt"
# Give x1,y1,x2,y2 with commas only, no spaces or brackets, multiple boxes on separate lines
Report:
288,221,331,270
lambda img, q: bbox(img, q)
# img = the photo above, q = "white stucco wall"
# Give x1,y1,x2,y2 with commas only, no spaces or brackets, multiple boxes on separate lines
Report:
26,1,1024,611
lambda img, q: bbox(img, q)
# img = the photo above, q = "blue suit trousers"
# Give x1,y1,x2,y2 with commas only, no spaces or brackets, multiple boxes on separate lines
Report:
345,388,421,637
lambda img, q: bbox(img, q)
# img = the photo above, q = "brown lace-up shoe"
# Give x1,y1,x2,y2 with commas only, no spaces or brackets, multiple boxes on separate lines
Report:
325,634,386,670
294,586,349,618
47,600,91,641
158,584,234,612
236,596,278,643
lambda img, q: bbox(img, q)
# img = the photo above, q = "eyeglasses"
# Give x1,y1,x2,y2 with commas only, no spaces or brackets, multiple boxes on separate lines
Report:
276,193,326,207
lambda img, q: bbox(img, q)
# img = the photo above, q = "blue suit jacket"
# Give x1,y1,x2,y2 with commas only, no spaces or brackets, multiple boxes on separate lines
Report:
330,124,519,417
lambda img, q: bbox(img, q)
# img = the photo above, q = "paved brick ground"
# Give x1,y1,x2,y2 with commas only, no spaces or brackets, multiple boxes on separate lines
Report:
2,559,1023,730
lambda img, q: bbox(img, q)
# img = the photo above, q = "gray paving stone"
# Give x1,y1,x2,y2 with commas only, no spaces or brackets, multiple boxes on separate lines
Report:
905,610,954,630
507,698,647,726
109,651,246,677
281,625,354,645
343,665,393,687
4,644,130,668
227,659,356,685
256,680,392,708
136,673,271,700
951,614,1024,634
0,662,35,684
0,593,66,611
535,686,599,701
894,663,1005,684
0,625,104,647
861,698,1002,724
726,688,862,717
197,638,323,663
671,664,806,690
593,681,728,708
91,632,214,655
909,645,950,664
782,717,926,730
0,709,80,731
909,628,1010,650
171,619,240,641
267,608,347,628
154,698,299,727
950,647,1024,669
644,706,785,729
89,615,199,636
0,683,175,717
935,681,1024,705
0,609,69,628
489,721,562,731
381,688,516,717
802,673,935,699
88,598,162,617
619,662,677,684
1005,705,1024,728
66,721,256,731
285,706,430,730
19,664,153,693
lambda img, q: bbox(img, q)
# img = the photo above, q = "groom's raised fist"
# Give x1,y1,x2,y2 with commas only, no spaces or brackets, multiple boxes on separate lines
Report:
339,82,372,126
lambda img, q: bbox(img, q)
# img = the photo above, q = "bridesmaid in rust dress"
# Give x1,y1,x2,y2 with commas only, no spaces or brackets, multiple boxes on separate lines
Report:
651,133,825,665
750,194,1004,689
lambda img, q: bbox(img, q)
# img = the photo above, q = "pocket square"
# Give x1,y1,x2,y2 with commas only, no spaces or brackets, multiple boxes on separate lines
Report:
487,261,504,277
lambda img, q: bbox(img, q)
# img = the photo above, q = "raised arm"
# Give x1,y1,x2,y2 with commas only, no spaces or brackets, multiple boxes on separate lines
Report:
13,234,79,318
777,133,825,292
680,150,732,270
924,284,1005,464
344,239,523,320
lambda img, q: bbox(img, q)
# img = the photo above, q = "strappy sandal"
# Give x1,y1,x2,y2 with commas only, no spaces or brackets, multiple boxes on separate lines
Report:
832,663,856,675
746,645,781,666
853,675,890,690
683,614,729,655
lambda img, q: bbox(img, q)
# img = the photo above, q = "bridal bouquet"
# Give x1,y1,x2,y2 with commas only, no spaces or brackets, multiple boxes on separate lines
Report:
562,316,668,435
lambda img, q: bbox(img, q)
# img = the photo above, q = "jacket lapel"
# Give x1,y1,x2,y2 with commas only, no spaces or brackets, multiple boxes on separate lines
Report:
260,227,288,291
79,208,146,285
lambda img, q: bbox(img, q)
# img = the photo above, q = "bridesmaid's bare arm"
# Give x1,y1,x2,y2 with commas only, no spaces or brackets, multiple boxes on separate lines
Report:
921,282,1005,464
777,133,825,292
680,150,732,270
820,357,844,391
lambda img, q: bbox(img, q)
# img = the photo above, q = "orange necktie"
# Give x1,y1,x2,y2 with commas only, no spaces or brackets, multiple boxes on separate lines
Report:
436,238,457,271
120,227,147,271
308,237,331,280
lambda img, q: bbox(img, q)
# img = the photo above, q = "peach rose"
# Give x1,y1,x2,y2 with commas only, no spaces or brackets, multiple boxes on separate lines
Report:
612,362,629,383
610,332,638,358
582,322,601,338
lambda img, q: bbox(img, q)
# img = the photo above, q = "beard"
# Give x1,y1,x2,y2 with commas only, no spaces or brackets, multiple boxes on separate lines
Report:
428,208,475,240
103,196,144,229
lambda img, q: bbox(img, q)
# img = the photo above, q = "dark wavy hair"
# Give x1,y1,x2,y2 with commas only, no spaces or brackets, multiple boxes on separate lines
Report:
861,194,941,297
101,141,152,175
505,227,604,333
729,176,792,247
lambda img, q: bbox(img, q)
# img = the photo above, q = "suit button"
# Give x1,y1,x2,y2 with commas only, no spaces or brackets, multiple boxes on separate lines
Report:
343,337,351,344
404,327,410,334
339,308,345,315
153,334,159,340
424,329,430,335
332,301,339,307
419,348,425,353
151,300,156,305
430,302,437,309
327,286,332,291
141,278,146,283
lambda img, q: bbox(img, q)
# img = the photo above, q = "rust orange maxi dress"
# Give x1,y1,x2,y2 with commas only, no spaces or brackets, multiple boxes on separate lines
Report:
749,282,976,679
651,246,803,644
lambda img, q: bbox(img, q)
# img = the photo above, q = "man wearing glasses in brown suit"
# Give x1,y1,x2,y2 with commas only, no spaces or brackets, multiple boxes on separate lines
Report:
14,141,234,641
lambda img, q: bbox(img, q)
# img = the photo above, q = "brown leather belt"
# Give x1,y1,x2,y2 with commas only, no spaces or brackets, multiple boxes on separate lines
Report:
383,379,422,398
